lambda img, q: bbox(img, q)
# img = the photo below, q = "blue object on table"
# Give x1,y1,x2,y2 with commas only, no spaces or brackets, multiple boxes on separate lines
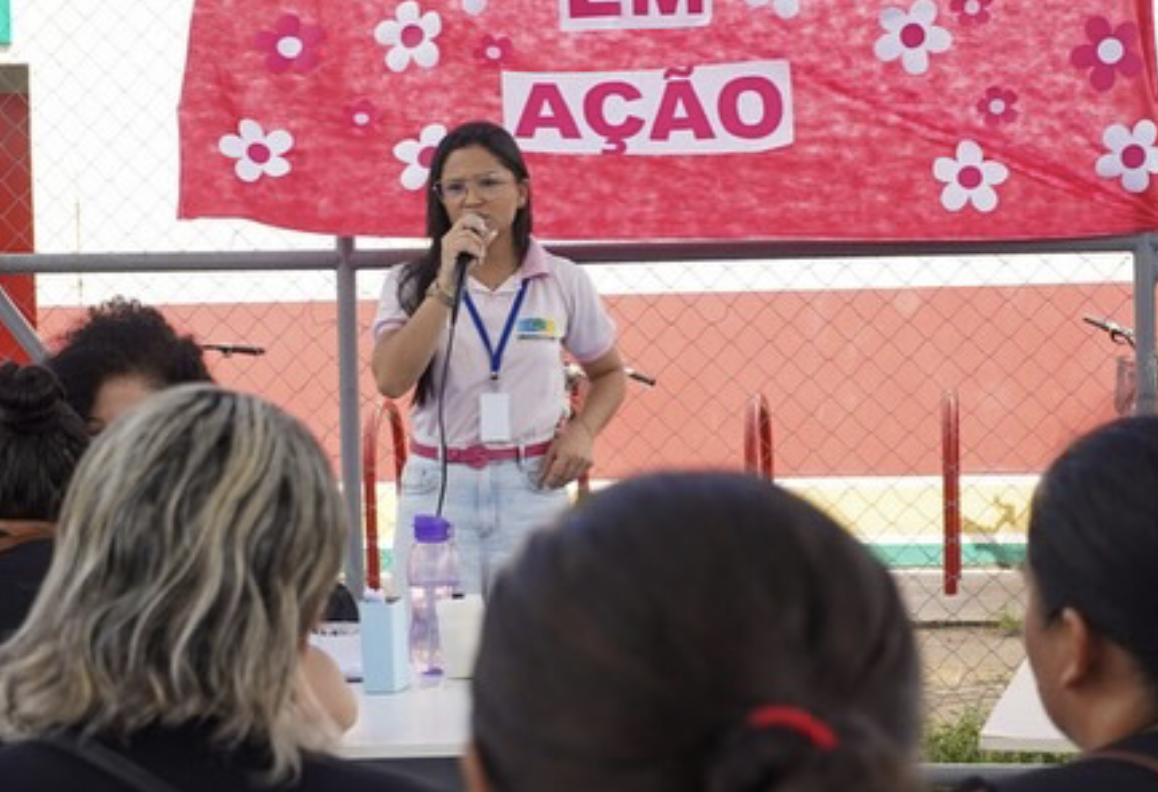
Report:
360,598,410,694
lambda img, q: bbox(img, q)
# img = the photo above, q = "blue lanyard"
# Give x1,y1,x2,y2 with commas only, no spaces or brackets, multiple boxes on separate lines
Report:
463,279,529,381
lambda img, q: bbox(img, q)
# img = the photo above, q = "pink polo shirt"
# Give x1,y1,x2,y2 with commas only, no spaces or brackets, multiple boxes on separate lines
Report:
372,238,617,448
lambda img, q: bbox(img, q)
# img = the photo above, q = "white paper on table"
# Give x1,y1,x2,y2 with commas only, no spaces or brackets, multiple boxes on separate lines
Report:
310,624,363,681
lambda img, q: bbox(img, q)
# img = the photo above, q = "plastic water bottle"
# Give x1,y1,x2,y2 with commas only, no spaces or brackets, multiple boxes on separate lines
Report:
408,514,460,685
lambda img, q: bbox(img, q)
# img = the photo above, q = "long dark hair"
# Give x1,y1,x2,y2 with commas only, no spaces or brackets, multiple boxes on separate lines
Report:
471,472,921,792
1028,415,1158,699
398,120,534,404
0,362,88,521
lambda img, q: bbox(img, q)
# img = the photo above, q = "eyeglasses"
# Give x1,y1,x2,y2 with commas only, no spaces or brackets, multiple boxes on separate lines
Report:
434,174,517,202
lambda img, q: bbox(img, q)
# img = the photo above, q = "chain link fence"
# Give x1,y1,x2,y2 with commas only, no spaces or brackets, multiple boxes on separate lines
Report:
1,0,1143,734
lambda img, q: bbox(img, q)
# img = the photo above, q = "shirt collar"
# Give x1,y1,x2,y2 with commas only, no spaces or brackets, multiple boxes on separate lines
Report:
520,237,551,281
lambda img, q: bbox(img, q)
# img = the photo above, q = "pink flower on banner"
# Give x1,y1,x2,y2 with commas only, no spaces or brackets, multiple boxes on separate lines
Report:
375,2,442,73
933,140,1008,213
394,123,448,191
949,0,992,26
976,86,1018,127
1096,120,1158,194
253,14,325,74
744,0,800,20
1070,16,1142,93
474,34,513,69
874,0,952,76
344,100,380,133
218,120,293,183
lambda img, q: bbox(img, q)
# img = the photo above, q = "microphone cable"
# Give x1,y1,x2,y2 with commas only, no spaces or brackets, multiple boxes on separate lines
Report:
433,254,473,518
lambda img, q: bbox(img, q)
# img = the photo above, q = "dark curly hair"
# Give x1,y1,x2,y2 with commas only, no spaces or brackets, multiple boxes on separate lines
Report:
47,298,212,425
0,362,89,521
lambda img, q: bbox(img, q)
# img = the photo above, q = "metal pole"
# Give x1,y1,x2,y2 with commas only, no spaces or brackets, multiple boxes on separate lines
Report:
0,284,47,361
336,236,366,598
1133,233,1157,415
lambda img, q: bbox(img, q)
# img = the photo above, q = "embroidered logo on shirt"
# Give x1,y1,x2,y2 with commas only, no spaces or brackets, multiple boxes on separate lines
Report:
516,317,558,340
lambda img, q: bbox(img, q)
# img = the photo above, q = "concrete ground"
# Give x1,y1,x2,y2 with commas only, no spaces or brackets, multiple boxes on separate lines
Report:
897,569,1027,723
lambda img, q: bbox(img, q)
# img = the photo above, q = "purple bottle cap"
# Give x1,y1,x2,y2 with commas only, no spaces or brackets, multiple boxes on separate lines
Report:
413,513,451,543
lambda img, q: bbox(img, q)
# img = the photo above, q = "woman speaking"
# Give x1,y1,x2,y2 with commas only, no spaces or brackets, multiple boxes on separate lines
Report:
371,120,626,596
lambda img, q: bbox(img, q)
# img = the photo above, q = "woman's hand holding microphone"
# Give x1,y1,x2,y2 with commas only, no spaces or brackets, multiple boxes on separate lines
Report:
437,213,496,295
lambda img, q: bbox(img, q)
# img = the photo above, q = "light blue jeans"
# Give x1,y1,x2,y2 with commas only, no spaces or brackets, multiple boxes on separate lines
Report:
393,454,569,597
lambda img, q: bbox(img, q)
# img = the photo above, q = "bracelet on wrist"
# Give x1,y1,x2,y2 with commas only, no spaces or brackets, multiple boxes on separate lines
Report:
425,280,455,308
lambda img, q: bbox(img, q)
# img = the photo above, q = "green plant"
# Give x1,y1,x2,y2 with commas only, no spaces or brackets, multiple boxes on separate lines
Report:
922,707,1065,765
995,610,1024,637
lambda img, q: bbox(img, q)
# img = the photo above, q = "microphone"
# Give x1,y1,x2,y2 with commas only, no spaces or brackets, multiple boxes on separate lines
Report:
626,368,658,388
199,343,266,357
450,215,489,323
451,251,474,325
1083,315,1135,347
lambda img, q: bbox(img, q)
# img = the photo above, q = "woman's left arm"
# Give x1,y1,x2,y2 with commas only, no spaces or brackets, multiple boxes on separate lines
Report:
299,643,358,733
540,347,627,489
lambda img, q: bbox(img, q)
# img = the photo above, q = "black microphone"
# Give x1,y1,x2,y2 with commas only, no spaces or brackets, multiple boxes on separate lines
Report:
1083,315,1135,346
199,343,266,357
626,368,658,388
451,251,474,325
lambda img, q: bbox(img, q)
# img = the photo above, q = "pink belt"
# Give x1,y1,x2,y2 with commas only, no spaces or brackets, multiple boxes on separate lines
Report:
410,439,553,470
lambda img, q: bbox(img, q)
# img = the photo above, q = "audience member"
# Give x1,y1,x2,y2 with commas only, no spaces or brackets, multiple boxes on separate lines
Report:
0,362,88,640
0,386,426,791
958,416,1158,791
47,297,212,434
47,297,355,728
467,471,922,792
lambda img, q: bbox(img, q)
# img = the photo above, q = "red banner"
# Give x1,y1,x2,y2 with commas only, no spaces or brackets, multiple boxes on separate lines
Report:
179,1,1158,241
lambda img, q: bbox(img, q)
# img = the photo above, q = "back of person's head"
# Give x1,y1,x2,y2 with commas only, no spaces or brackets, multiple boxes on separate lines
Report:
1028,415,1158,698
471,471,920,792
0,361,88,521
47,297,212,428
0,385,346,780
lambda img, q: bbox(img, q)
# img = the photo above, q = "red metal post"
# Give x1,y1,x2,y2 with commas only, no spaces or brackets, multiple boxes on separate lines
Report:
0,66,37,362
744,394,773,480
941,390,961,596
361,399,408,592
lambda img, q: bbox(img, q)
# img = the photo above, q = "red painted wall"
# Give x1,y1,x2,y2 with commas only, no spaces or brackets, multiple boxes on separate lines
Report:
0,65,37,361
36,281,1130,480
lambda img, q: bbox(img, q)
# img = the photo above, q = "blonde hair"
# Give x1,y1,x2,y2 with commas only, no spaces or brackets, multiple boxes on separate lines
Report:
0,385,347,781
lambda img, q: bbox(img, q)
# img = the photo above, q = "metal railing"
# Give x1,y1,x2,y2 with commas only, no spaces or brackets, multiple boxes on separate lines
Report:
3,233,1157,598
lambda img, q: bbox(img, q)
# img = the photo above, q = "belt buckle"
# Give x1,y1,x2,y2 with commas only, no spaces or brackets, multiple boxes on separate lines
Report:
459,445,490,470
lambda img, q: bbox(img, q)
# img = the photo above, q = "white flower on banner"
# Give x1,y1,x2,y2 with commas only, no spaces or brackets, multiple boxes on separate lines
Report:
874,0,952,75
394,123,448,191
933,140,1008,213
462,0,487,15
1096,120,1158,194
218,120,293,183
745,0,800,19
375,2,442,73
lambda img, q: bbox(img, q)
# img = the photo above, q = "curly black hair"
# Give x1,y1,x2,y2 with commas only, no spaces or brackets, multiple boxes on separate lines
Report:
46,298,212,424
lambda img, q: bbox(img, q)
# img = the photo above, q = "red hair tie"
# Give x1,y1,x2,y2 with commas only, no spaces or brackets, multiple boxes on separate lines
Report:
746,705,838,751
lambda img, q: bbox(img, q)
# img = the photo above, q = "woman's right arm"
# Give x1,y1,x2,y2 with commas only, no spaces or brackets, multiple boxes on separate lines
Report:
371,294,452,398
372,214,496,398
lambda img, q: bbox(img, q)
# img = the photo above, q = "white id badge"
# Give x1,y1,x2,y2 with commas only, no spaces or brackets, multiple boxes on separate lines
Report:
479,392,513,443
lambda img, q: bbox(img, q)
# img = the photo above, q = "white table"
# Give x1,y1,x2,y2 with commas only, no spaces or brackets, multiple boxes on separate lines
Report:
338,680,470,760
979,661,1075,753
339,660,1072,760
